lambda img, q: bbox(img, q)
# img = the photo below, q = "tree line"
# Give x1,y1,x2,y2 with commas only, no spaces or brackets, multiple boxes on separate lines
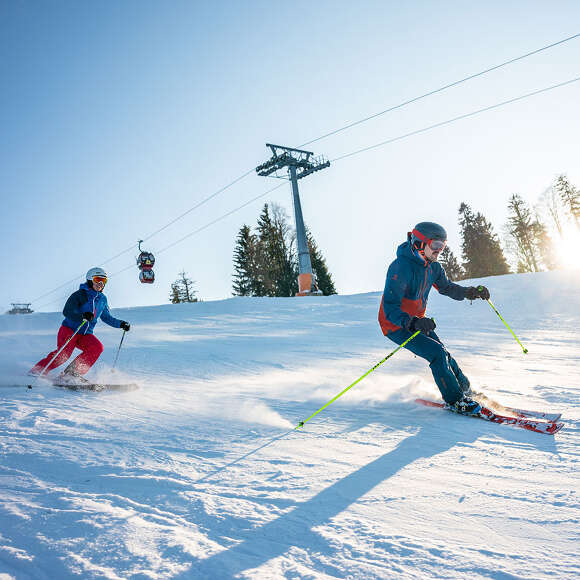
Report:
169,174,578,302
232,203,337,297
439,174,579,280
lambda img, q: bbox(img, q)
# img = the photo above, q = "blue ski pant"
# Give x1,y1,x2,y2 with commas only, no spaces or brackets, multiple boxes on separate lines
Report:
387,328,470,405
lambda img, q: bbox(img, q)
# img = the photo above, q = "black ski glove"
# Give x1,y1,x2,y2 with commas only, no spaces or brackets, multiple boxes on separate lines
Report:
120,321,131,332
407,316,436,334
82,312,95,321
465,286,490,301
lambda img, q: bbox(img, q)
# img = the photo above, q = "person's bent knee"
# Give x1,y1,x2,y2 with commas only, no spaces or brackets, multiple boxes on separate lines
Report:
427,345,447,366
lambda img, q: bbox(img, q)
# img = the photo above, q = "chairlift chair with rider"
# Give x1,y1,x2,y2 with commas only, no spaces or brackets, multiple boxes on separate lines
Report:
137,240,156,284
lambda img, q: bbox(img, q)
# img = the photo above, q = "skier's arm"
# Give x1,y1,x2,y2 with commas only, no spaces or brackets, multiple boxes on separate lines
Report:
433,264,468,300
382,262,413,328
99,300,122,329
62,290,88,318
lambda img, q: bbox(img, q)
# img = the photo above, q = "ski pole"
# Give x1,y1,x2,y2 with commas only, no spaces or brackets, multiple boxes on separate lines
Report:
479,286,528,354
28,320,88,387
111,330,126,371
296,330,421,429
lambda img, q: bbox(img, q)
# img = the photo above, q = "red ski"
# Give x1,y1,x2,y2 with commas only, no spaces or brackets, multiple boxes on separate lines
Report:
415,398,564,435
508,407,561,423
466,391,562,422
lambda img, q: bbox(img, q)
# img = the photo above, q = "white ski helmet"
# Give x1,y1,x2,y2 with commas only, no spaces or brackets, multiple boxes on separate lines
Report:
86,267,107,281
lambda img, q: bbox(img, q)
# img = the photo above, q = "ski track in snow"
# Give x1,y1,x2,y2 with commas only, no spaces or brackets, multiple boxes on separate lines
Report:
0,270,578,579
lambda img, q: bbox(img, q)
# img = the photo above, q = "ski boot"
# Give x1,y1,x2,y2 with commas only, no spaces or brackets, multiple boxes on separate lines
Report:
447,397,482,416
56,365,89,387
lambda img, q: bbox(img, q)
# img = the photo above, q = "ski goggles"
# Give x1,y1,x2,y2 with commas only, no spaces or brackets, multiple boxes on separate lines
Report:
411,229,447,251
92,275,108,286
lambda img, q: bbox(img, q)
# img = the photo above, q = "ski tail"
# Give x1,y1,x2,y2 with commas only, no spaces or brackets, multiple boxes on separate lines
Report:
415,398,564,436
53,383,139,392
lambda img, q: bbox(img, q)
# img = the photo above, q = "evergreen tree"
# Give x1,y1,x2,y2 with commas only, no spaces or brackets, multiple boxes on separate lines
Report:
256,204,277,296
232,203,337,297
307,231,337,295
538,228,559,271
458,202,510,278
254,204,298,297
232,225,258,296
506,194,546,272
438,246,464,281
169,271,198,303
169,282,181,304
555,174,580,228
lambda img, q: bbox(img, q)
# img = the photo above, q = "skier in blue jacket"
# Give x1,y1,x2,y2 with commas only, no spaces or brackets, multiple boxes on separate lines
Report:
378,222,490,414
30,267,130,382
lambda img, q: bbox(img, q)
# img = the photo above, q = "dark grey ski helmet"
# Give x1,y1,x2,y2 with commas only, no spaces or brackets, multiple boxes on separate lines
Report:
411,221,447,244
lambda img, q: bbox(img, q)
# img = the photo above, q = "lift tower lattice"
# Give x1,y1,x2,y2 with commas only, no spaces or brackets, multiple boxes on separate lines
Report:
256,143,330,296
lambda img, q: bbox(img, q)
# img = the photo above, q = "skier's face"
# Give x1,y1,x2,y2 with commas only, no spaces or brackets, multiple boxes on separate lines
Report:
423,244,441,262
91,277,106,292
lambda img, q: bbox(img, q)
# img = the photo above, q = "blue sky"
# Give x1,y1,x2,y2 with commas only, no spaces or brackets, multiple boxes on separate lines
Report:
2,1,579,313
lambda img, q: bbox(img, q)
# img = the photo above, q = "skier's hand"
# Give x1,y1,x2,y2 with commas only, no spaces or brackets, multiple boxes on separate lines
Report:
82,312,95,321
120,321,130,332
465,286,490,301
408,316,436,334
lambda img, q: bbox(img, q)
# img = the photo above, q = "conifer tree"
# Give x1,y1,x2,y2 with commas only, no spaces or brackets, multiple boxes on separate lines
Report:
256,204,277,296
506,194,549,272
438,246,464,281
538,228,559,271
169,271,198,303
458,202,510,278
169,282,181,304
555,174,580,228
232,203,337,297
307,231,337,295
232,225,259,296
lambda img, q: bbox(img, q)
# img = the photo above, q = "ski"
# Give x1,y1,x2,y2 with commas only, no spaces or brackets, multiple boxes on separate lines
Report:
467,391,562,422
508,407,562,423
52,383,139,392
415,398,564,435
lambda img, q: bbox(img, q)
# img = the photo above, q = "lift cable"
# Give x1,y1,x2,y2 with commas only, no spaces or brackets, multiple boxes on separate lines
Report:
330,75,580,163
28,33,580,307
299,32,580,148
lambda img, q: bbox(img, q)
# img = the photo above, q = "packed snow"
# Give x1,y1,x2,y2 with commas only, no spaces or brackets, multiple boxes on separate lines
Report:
0,270,578,579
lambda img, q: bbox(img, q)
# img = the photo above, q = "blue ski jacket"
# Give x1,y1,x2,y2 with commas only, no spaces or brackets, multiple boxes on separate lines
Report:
62,283,122,335
379,236,468,335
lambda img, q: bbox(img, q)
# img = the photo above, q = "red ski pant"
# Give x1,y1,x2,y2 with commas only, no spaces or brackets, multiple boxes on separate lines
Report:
31,325,104,376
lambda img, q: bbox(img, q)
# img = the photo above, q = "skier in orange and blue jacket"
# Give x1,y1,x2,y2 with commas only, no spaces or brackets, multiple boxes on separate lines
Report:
379,222,490,414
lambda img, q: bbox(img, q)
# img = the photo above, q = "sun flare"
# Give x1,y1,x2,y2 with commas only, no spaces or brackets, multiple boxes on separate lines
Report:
555,225,580,268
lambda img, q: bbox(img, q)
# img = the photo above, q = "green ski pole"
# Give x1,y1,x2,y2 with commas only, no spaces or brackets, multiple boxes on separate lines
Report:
479,286,528,354
296,329,421,429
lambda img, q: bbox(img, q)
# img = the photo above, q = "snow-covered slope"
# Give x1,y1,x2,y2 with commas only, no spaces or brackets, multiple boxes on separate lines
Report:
0,270,579,579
